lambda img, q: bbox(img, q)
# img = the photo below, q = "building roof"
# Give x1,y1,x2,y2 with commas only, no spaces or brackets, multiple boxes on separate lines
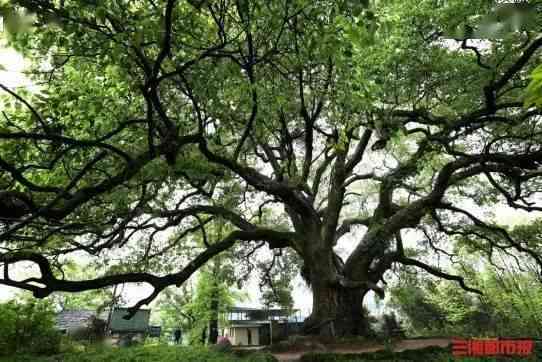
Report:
109,308,150,332
56,310,95,331
226,306,302,322
229,306,298,314
55,307,151,333
229,320,270,327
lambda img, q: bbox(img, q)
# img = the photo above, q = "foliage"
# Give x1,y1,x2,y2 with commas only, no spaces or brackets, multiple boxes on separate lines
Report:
0,296,61,356
156,257,242,345
155,284,196,340
376,313,403,339
300,344,541,361
1,0,542,337
154,225,243,344
299,346,452,362
388,259,542,337
0,345,278,362
184,267,239,345
48,262,123,313
525,64,542,108
258,249,300,311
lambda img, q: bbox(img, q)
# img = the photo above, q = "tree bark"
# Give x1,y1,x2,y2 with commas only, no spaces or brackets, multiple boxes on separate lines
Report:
300,243,372,338
208,259,220,344
208,295,219,344
201,326,207,344
303,279,371,337
303,278,339,337
336,287,371,336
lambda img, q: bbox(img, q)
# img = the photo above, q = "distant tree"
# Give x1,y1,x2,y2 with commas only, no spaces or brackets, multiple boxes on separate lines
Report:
0,295,61,355
155,222,242,345
1,0,542,338
389,255,542,337
186,263,240,345
156,262,242,345
156,285,196,340
259,249,297,312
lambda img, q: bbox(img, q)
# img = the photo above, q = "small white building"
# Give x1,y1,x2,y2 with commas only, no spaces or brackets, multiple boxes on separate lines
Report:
223,321,266,346
221,307,303,346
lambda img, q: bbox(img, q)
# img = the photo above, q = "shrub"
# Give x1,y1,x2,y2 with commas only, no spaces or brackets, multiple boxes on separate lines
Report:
375,313,404,339
388,263,542,338
0,298,61,355
0,345,279,362
213,335,233,352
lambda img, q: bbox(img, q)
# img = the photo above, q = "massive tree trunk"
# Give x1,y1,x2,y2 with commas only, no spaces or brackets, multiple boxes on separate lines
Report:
303,278,339,337
300,240,372,337
303,277,371,337
336,287,371,336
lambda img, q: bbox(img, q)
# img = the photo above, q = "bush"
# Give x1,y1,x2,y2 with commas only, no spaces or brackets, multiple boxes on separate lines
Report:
374,313,404,339
0,298,61,355
388,263,542,338
212,335,232,352
298,341,542,362
0,345,279,362
59,335,87,354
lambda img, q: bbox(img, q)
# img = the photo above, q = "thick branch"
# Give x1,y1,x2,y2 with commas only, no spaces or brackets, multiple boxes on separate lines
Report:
399,257,482,295
0,228,297,317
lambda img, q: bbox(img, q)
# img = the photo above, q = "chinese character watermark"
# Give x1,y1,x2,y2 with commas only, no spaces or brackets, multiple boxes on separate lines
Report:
453,338,534,357
495,0,542,12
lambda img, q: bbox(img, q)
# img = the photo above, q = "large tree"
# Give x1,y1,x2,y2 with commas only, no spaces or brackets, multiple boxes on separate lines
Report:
1,0,542,337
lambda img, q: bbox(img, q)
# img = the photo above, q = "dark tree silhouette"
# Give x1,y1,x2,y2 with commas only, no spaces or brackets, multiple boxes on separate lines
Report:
1,0,542,336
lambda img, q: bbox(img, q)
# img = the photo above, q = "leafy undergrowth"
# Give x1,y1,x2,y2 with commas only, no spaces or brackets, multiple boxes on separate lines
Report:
0,345,278,362
299,346,540,362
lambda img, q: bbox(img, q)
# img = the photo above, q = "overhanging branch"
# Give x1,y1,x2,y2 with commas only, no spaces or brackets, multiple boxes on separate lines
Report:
0,228,297,318
399,257,482,295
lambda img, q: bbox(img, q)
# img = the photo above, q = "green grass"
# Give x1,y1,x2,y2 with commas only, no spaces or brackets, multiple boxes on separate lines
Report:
298,345,540,362
0,345,278,362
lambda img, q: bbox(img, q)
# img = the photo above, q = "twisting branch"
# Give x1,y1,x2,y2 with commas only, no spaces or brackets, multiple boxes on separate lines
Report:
335,216,372,243
437,202,542,270
0,228,297,318
460,39,491,70
399,257,483,295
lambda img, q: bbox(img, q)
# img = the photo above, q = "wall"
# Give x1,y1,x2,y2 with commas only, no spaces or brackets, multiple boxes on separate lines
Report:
225,327,260,346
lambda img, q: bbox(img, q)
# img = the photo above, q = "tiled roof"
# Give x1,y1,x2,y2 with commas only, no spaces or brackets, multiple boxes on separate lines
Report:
109,308,150,332
55,308,152,332
56,310,95,330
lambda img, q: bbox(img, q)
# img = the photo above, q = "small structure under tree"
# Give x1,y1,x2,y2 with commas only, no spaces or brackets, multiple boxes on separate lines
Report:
55,307,152,345
222,307,303,346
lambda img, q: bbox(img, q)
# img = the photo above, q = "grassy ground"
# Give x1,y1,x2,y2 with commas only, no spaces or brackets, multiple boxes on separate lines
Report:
271,336,542,361
299,346,540,362
1,342,540,362
0,345,278,362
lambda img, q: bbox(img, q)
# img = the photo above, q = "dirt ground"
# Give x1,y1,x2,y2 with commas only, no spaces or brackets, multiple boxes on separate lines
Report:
270,338,453,361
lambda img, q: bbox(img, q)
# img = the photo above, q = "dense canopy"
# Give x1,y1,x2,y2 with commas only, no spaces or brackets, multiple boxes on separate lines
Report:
0,0,541,336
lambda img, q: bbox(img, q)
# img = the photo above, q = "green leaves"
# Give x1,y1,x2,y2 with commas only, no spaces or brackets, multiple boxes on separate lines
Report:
525,64,542,108
0,296,61,356
445,3,541,40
